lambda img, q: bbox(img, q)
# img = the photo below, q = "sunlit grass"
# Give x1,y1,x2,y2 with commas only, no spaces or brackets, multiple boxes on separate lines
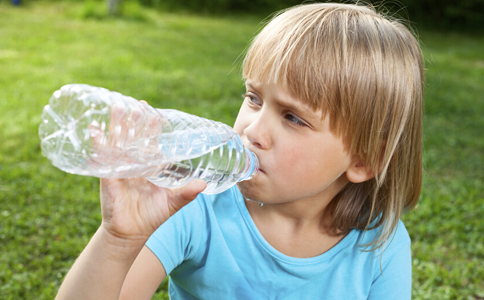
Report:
0,2,482,299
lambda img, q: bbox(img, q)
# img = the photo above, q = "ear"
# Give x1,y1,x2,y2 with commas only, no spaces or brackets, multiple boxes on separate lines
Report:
346,158,375,184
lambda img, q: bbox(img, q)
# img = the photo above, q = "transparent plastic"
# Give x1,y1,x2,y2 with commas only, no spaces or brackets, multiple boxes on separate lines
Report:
38,84,258,194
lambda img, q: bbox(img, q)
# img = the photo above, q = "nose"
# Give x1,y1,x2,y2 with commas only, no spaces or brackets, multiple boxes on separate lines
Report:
244,112,271,150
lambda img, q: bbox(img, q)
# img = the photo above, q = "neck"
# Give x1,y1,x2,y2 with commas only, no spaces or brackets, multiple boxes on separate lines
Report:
244,184,348,258
241,169,351,239
245,180,346,235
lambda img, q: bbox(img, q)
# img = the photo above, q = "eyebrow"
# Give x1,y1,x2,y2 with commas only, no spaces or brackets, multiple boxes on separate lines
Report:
245,82,315,117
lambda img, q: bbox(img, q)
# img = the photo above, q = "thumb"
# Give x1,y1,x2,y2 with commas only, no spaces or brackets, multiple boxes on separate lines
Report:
168,180,207,215
180,179,207,201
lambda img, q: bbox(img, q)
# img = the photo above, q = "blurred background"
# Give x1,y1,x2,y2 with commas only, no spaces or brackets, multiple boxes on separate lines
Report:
0,0,482,299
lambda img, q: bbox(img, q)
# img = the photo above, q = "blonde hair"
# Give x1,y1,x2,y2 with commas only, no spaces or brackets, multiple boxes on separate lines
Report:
242,2,424,251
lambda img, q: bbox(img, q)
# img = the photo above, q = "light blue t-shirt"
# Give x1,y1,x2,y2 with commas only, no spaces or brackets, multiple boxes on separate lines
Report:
146,186,411,300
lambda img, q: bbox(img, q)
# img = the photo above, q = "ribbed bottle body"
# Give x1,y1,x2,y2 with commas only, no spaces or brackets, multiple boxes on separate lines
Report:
38,84,258,194
147,135,258,194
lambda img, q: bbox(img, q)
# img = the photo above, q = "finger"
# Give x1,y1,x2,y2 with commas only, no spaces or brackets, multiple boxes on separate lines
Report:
138,100,155,140
126,103,143,141
109,102,128,147
122,101,161,162
89,123,107,148
138,101,165,158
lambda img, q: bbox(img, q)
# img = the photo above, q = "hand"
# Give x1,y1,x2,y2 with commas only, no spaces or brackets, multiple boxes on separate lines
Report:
94,99,207,243
100,177,206,244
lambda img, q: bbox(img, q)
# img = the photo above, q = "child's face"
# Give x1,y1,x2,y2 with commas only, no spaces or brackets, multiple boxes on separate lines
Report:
234,79,354,205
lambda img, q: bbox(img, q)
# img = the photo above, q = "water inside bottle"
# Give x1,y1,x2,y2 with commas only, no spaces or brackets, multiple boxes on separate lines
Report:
147,136,256,194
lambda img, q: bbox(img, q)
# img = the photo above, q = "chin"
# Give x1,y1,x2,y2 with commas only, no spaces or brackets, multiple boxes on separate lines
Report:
236,181,262,202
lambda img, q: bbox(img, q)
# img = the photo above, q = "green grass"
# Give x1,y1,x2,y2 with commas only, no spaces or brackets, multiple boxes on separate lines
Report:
401,30,484,299
0,2,482,299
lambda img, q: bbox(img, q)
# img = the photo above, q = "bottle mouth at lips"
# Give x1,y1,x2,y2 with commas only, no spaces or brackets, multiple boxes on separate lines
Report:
239,149,259,181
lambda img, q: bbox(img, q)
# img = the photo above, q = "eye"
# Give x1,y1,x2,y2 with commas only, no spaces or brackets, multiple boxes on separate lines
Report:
242,93,261,106
285,113,307,127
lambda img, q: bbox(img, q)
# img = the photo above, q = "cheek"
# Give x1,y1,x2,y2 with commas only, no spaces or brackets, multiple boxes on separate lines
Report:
274,143,316,176
233,121,243,136
268,148,325,199
233,106,249,136
274,137,346,182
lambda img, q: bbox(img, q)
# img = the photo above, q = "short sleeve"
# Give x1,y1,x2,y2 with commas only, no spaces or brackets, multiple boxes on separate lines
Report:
145,196,206,275
368,222,412,300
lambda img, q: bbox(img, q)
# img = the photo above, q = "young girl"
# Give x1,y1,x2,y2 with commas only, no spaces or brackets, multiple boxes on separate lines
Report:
56,3,424,299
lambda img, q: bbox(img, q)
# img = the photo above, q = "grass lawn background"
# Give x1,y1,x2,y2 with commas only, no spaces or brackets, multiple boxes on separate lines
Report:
0,2,483,299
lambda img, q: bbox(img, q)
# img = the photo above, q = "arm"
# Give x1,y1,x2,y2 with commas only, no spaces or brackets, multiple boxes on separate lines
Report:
56,226,146,300
120,246,167,300
55,101,206,300
55,178,206,300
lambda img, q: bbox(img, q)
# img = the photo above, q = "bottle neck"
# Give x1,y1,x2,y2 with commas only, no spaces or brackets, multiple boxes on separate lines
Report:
239,149,259,182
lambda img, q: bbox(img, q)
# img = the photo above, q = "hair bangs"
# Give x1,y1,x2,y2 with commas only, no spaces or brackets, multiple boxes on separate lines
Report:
242,7,339,113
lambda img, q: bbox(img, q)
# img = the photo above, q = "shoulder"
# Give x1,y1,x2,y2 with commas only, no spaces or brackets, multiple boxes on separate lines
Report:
382,220,411,255
358,219,411,253
352,219,412,277
363,220,412,299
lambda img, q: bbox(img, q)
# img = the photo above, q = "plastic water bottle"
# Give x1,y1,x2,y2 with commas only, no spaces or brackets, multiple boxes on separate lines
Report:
38,84,258,194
